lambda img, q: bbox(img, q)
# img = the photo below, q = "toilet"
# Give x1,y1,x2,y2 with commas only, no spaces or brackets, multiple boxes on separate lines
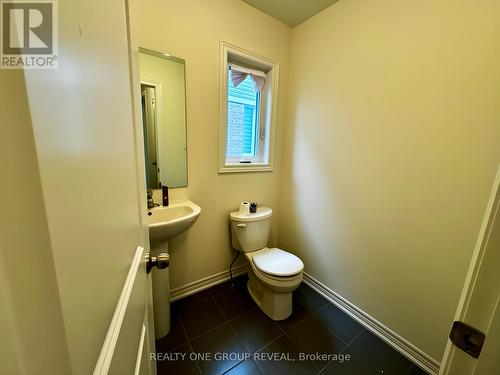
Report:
230,207,304,320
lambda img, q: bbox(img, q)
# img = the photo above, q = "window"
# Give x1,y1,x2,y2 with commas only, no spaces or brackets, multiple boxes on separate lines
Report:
219,41,279,173
227,71,260,160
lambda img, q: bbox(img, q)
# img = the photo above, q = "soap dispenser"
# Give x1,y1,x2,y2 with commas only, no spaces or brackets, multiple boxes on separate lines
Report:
162,185,169,206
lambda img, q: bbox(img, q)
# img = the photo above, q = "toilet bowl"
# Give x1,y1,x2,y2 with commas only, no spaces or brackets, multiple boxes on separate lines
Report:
230,207,304,320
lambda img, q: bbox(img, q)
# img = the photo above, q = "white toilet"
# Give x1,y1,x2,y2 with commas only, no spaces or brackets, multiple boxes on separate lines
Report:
230,207,304,320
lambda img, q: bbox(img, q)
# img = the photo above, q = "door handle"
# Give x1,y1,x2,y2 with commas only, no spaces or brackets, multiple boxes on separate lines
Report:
449,321,485,358
146,252,169,273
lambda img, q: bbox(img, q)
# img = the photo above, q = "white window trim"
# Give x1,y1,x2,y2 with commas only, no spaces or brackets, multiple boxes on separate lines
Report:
218,40,279,174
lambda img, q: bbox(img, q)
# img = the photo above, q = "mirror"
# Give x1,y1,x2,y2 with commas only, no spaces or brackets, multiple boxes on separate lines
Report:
139,48,188,188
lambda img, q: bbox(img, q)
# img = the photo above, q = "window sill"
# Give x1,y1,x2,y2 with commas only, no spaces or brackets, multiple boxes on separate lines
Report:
219,163,273,174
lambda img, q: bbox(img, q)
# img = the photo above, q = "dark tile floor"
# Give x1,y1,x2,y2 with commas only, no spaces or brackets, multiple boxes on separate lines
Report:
156,274,430,375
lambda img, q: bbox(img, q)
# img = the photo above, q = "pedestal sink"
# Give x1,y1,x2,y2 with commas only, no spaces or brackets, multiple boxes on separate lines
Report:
149,200,201,242
147,200,201,339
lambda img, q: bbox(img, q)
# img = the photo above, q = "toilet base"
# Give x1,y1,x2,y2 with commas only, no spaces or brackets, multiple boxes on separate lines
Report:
247,270,294,321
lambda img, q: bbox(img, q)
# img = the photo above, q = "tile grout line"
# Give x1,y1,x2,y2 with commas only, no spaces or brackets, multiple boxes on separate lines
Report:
211,290,271,374
176,283,256,374
225,314,282,375
222,324,251,374
276,308,311,334
321,327,370,372
175,275,248,312
282,302,354,374
314,310,362,349
310,303,370,372
254,330,287,352
176,293,212,312
279,293,331,368
210,293,249,374
342,329,386,375
282,330,324,373
315,329,367,375
176,311,203,375
344,328,366,348
185,301,258,344
252,331,288,375
185,319,229,343
239,292,331,373
210,293,231,321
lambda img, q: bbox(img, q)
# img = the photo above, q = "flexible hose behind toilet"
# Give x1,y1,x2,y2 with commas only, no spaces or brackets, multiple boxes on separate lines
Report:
229,252,240,288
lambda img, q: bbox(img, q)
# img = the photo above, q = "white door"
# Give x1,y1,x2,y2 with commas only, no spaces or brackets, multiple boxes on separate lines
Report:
0,0,156,374
440,166,500,375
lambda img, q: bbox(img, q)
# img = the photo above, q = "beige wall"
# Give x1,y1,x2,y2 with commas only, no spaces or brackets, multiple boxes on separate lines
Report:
279,0,500,361
132,0,291,289
139,52,188,187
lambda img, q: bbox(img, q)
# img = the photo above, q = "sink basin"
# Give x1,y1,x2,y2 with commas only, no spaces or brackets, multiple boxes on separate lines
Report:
148,200,201,242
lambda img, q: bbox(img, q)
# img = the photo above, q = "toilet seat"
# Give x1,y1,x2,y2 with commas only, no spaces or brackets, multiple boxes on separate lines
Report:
251,247,304,277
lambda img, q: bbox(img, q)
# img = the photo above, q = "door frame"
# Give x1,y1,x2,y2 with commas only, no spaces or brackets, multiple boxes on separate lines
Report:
439,165,500,374
140,80,162,188
125,0,157,372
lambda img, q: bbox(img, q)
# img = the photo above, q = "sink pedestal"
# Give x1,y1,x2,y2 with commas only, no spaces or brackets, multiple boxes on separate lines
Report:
147,200,201,340
151,240,170,339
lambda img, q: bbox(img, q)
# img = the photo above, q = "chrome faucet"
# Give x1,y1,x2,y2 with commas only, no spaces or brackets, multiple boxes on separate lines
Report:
147,189,160,209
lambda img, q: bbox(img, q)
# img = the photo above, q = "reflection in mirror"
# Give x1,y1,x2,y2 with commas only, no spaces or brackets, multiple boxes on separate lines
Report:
139,48,187,188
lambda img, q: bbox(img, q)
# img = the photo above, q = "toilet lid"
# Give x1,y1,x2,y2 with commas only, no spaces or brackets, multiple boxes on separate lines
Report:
252,248,304,277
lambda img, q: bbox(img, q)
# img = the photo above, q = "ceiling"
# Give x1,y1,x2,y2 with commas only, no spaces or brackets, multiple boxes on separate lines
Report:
242,0,339,28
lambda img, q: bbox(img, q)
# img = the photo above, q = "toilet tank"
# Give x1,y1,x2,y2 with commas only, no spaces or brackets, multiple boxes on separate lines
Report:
230,207,272,252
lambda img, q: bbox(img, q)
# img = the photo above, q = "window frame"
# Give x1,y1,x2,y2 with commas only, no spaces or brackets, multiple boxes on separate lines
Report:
218,40,279,173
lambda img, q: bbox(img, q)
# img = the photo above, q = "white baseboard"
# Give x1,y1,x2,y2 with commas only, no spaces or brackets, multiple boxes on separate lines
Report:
303,273,440,375
170,265,248,302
